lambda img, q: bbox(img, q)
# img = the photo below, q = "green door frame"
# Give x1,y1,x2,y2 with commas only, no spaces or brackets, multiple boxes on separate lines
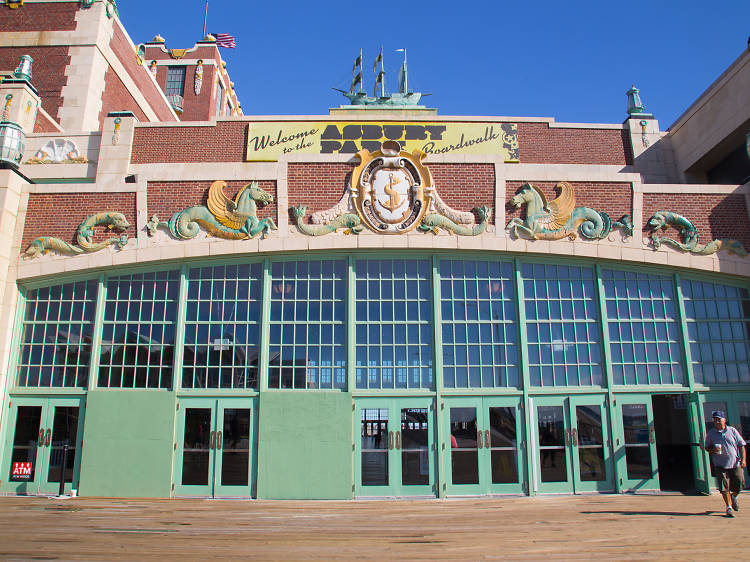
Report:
354,397,436,497
443,395,524,496
613,393,660,492
1,396,85,496
173,397,256,498
532,394,613,494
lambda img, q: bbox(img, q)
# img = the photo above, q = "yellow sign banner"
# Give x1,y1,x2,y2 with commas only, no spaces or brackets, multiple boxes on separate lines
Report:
245,121,519,162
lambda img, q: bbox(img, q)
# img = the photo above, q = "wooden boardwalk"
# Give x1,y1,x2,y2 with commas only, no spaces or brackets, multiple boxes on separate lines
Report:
0,493,746,560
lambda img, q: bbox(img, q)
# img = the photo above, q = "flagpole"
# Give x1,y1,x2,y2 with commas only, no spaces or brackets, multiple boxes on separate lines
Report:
202,0,208,38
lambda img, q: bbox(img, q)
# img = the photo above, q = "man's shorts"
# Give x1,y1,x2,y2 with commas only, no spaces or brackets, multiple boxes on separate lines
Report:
715,466,745,494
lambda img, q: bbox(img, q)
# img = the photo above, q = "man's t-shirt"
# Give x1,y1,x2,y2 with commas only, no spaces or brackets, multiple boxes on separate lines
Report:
705,426,746,469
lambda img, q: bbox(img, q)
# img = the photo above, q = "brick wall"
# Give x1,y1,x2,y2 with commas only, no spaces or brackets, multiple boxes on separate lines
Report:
506,181,633,227
0,2,77,31
0,46,69,123
517,123,632,165
430,163,496,224
642,193,750,249
109,22,174,122
147,180,277,226
131,121,247,162
98,66,148,124
22,193,137,253
33,109,60,133
287,163,352,220
158,63,217,122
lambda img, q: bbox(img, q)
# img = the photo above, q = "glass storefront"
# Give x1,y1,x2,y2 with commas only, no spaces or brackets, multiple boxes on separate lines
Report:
5,253,750,498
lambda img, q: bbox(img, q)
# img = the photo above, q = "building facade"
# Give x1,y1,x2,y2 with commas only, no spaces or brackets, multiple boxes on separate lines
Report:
0,0,749,499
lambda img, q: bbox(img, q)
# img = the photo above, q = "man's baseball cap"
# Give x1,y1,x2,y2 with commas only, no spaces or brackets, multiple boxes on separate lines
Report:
711,410,727,419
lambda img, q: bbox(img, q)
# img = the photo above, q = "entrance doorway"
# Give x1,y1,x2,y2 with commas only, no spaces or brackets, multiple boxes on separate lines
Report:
2,397,84,495
354,398,436,497
173,397,256,497
651,394,695,492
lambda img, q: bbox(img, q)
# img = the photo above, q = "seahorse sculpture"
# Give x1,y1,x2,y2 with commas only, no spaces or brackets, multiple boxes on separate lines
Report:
506,182,633,240
647,211,747,257
147,180,277,240
291,206,363,236
419,206,493,235
23,212,130,258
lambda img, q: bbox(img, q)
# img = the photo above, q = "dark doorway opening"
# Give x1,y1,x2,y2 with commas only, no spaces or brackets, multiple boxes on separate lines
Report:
651,394,695,492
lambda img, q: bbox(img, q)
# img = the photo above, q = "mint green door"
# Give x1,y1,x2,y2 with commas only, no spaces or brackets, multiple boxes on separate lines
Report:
533,395,613,494
355,398,435,497
614,395,659,492
174,398,255,497
445,396,524,495
2,396,84,496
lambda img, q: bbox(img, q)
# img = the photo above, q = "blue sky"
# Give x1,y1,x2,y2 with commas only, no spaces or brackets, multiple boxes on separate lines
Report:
121,0,750,128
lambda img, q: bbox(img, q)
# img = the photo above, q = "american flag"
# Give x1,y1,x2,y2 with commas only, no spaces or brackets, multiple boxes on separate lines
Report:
212,33,236,48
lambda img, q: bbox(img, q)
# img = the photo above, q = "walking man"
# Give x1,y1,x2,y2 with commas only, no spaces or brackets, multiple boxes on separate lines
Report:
704,410,746,517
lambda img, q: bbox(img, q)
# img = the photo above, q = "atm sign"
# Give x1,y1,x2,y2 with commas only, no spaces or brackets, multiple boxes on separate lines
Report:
11,462,32,479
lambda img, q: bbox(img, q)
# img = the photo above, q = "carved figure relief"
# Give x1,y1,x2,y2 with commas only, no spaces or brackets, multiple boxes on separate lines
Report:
23,212,130,258
647,211,747,257
506,182,632,240
147,180,277,240
24,139,89,164
194,60,204,95
291,141,492,236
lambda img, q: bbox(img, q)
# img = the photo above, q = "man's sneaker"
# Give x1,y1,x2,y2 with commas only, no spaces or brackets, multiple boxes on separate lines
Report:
732,495,740,511
726,506,735,517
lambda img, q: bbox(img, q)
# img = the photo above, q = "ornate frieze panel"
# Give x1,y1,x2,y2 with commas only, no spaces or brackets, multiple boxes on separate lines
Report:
291,141,492,236
147,180,277,240
24,139,89,164
23,213,129,258
647,211,747,257
506,182,632,240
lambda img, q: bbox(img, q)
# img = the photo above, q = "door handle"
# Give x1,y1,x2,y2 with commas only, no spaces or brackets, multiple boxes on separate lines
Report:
478,430,483,449
564,429,571,446
388,431,393,450
649,427,655,444
484,430,490,449
217,431,223,450
395,431,401,450
38,428,44,446
572,428,578,447
209,431,216,450
45,428,51,447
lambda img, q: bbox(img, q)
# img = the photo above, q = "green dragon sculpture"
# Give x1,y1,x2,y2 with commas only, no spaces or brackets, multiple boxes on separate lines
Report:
147,180,277,240
647,211,748,257
23,212,130,258
506,182,633,240
419,206,493,235
291,206,363,235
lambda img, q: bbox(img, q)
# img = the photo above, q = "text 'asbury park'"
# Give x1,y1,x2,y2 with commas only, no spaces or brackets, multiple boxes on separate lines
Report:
245,122,519,162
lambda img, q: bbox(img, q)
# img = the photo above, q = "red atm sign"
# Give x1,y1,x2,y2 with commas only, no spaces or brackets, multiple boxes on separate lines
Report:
11,462,32,480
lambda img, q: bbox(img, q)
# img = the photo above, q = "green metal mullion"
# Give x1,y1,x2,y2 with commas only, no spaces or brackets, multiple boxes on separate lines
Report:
86,275,107,391
431,255,446,498
594,264,619,493
674,273,710,489
171,265,189,393
347,255,355,392
674,273,696,391
513,258,533,496
259,258,271,392
2,288,27,405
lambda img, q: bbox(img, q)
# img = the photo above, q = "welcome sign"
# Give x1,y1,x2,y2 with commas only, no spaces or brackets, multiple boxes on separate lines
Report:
245,122,519,162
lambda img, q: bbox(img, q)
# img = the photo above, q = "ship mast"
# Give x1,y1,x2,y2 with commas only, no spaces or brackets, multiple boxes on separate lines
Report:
396,48,407,94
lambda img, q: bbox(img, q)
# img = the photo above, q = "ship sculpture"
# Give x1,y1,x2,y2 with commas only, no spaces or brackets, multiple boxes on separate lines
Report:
334,48,428,107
